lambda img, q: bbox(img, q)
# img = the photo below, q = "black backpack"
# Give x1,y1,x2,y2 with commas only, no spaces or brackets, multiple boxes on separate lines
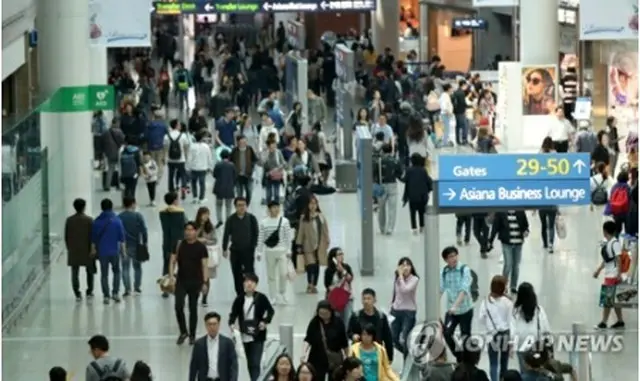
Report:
264,218,282,248
167,132,183,160
284,188,303,225
306,133,321,153
89,359,124,381
442,265,479,302
591,178,608,205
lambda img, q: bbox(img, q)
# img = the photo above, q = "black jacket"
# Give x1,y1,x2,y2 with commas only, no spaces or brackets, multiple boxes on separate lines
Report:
591,144,610,166
490,211,529,244
213,161,236,199
452,89,467,115
403,165,433,205
189,334,238,381
347,308,395,362
222,213,259,252
159,206,187,256
229,292,275,342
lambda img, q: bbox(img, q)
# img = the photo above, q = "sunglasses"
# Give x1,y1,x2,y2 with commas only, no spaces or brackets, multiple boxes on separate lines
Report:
527,77,542,85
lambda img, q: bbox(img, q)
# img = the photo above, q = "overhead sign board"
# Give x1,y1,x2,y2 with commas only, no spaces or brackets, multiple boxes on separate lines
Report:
153,0,375,13
438,153,591,208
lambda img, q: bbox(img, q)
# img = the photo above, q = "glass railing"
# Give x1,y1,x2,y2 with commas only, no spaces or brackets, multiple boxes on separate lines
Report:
1,103,65,330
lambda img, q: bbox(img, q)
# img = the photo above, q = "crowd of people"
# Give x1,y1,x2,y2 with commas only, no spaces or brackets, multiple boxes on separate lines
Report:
44,11,640,381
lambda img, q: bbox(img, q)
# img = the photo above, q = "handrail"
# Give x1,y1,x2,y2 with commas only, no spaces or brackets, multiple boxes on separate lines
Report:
257,339,287,381
400,354,417,381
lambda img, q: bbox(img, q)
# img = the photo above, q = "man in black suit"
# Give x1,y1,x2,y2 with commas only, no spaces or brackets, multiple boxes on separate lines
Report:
189,312,239,381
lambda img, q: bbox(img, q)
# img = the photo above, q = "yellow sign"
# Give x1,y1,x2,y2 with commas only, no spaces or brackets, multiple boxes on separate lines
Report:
516,157,572,177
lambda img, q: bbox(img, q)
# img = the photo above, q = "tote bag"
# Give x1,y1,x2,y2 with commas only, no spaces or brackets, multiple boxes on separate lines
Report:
207,245,220,278
555,215,567,239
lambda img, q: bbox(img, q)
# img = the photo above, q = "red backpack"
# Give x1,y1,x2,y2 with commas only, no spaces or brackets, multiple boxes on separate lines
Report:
610,186,630,215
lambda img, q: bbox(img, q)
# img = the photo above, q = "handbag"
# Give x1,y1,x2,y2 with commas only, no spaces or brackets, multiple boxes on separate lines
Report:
327,278,350,312
207,245,220,278
137,243,150,262
319,322,343,371
268,151,284,181
286,260,297,281
295,253,306,274
241,301,259,337
264,218,282,248
555,215,567,239
485,298,509,343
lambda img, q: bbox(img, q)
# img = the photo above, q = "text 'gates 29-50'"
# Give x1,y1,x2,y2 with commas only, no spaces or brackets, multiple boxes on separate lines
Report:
437,153,591,208
153,0,376,13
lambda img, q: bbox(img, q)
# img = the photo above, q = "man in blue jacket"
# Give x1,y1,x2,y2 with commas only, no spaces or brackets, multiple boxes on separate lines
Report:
91,198,126,304
146,110,167,179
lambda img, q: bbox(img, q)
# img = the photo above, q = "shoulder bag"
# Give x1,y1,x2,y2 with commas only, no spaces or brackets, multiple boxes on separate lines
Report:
136,213,150,262
485,297,510,344
319,322,344,371
240,300,259,336
264,218,282,248
268,152,284,181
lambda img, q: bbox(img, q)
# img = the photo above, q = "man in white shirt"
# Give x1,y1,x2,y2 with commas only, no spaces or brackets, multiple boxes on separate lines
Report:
164,119,191,199
370,114,394,145
189,311,238,381
547,106,575,153
187,132,214,204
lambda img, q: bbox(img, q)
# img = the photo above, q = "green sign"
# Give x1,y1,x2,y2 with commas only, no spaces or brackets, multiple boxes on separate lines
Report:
39,85,115,112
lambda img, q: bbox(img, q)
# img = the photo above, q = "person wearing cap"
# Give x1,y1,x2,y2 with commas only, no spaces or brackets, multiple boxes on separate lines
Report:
229,273,275,381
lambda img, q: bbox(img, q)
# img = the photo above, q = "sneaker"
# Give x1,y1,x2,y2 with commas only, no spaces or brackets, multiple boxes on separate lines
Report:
215,221,223,229
133,289,142,295
498,256,504,263
412,229,419,235
202,301,208,307
149,201,156,207
103,298,110,305
176,334,188,345
192,199,199,204
189,336,196,345
548,247,554,254
611,321,625,329
279,294,289,305
75,295,83,302
86,292,94,299
595,322,608,330
123,292,131,298
112,295,121,303
162,292,169,298
200,198,208,204
480,252,488,259
456,235,463,245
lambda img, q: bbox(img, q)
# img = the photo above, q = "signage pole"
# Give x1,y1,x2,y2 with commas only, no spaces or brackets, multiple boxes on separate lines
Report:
356,127,374,276
512,0,520,61
424,182,442,324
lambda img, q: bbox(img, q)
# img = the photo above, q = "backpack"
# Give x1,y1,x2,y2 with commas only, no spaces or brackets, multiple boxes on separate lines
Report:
167,132,183,161
177,71,188,90
610,185,630,215
591,178,608,205
284,187,303,225
600,239,631,272
89,359,124,381
442,265,479,302
120,148,138,178
306,133,321,153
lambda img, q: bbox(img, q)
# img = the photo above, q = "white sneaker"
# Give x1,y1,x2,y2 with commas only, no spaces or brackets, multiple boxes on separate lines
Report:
279,294,289,305
149,201,156,207
192,199,199,204
200,198,208,204
498,256,504,263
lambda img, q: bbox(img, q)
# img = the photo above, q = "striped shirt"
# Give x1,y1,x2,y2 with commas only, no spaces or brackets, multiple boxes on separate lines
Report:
506,211,524,245
561,72,578,104
256,216,293,253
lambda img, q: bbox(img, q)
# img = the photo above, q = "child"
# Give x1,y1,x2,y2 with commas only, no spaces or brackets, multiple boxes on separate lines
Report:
142,151,158,206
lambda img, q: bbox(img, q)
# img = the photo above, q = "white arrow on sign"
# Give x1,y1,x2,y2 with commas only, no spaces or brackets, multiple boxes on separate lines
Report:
262,2,271,10
443,188,456,201
204,3,214,11
320,1,330,9
572,159,587,174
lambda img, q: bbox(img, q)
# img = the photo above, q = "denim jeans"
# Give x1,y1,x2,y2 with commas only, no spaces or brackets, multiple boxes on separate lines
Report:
487,331,510,381
243,341,265,381
190,170,206,200
539,209,557,248
121,176,138,201
501,244,523,290
121,254,142,293
265,179,281,203
455,113,468,144
390,309,417,355
235,176,253,205
167,162,186,193
98,255,121,297
335,299,354,334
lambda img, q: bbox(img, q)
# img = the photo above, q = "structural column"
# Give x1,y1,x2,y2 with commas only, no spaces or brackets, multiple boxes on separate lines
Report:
90,46,112,122
371,0,400,58
37,0,93,214
419,0,429,63
519,0,559,64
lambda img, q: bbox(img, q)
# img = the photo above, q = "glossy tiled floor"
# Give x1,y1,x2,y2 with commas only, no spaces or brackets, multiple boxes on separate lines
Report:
3,155,638,380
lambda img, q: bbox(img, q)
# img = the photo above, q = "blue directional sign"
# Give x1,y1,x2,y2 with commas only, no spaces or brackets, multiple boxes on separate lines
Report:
438,153,591,208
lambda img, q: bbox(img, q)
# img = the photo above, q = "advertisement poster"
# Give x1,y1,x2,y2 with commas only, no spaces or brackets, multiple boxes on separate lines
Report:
521,65,558,116
608,51,638,152
89,0,151,47
580,0,638,40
